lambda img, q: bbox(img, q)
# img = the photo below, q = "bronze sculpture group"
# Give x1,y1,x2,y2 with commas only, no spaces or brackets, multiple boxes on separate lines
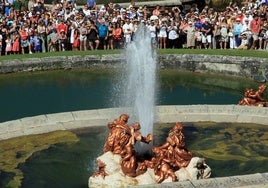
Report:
92,114,207,184
238,84,268,107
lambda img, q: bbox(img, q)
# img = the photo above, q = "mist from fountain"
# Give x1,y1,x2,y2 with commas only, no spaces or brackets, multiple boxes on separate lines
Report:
113,24,158,140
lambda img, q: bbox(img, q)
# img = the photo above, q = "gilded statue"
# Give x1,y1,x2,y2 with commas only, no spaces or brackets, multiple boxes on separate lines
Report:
92,115,210,185
147,122,194,183
103,114,131,154
103,114,153,177
238,84,268,107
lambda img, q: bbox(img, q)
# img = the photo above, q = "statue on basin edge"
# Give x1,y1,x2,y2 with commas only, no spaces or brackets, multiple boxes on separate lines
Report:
238,84,268,107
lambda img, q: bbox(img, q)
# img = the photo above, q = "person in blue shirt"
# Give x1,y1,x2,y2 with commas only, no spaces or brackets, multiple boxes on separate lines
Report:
97,18,108,50
87,0,96,10
233,18,243,47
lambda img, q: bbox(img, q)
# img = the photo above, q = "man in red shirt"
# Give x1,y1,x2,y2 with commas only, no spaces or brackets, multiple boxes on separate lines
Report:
249,14,262,50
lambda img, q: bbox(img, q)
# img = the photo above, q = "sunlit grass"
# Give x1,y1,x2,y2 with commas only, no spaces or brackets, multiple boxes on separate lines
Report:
0,49,267,61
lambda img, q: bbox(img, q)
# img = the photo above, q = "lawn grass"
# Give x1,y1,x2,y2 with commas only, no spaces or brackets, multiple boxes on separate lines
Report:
0,49,267,61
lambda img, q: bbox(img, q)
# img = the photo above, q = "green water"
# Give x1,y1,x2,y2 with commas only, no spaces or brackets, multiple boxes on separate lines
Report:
17,123,268,188
0,69,264,123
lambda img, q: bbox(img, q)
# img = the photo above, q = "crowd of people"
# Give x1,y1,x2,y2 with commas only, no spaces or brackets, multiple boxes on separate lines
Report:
0,0,267,55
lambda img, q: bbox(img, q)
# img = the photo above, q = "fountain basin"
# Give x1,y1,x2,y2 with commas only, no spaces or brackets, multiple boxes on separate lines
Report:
0,106,268,187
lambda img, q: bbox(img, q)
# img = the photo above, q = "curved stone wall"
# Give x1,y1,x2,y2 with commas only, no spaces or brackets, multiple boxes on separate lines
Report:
1,54,268,79
0,105,267,141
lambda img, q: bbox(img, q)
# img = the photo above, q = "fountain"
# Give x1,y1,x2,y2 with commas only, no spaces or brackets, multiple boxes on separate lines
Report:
114,24,157,137
88,25,211,187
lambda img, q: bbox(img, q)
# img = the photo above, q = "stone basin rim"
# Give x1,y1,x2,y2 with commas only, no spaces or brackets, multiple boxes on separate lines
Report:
1,105,267,142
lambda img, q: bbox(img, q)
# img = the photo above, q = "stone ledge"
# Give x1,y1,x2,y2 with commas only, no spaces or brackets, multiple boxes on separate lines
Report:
130,173,268,188
0,105,267,141
0,54,267,79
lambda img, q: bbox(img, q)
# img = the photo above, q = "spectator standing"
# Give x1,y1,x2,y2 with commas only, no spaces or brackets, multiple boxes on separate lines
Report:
5,34,12,55
184,21,195,49
12,30,20,54
83,4,91,18
233,18,243,48
241,19,250,32
113,21,123,49
79,22,87,50
178,19,188,48
107,2,114,15
37,20,46,52
64,7,75,21
97,18,108,50
122,18,133,47
249,14,262,49
28,0,35,12
72,28,80,51
33,32,42,52
201,18,212,49
167,21,178,49
158,20,168,49
258,19,267,49
107,22,114,50
152,5,160,16
34,1,45,15
243,11,253,24
57,19,68,35
87,0,96,11
228,27,236,49
47,28,58,52
147,19,158,48
219,19,228,49
19,24,32,54
58,29,67,51
87,21,99,50
213,20,221,49
194,27,202,49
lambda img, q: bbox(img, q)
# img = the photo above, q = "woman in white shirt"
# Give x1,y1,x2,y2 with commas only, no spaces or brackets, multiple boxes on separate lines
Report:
158,20,168,49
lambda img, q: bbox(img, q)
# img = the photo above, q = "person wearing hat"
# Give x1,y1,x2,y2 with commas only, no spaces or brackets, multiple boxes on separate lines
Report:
235,11,244,23
183,21,195,49
237,32,250,50
243,11,253,24
241,19,250,32
201,18,213,49
232,18,243,48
